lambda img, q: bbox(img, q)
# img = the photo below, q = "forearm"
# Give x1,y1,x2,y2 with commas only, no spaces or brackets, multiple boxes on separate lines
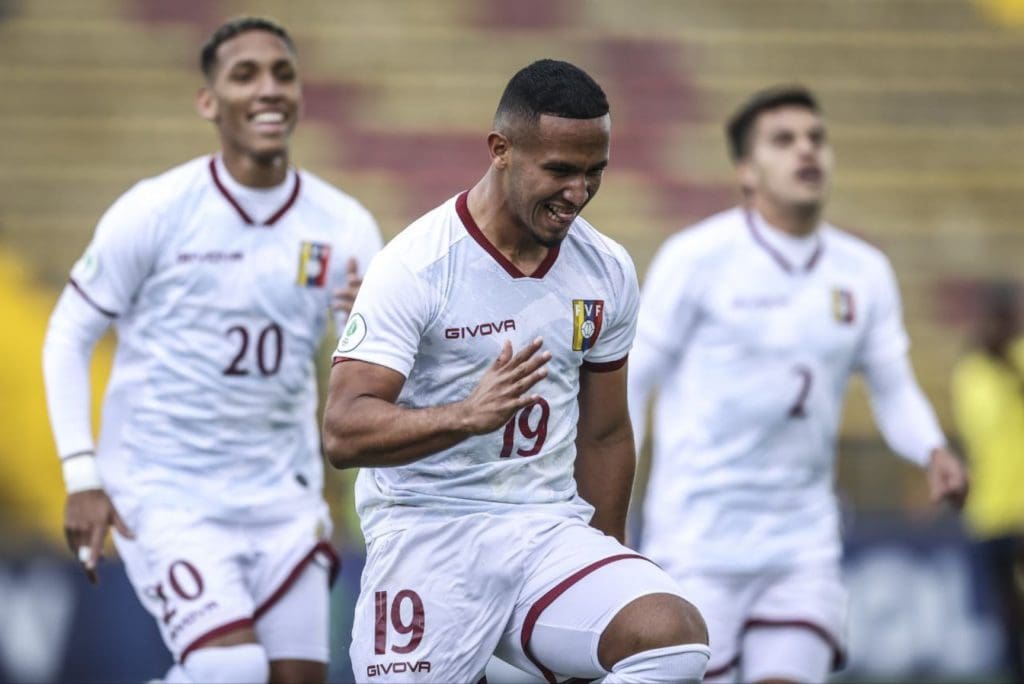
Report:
323,394,474,468
865,354,945,466
575,429,636,543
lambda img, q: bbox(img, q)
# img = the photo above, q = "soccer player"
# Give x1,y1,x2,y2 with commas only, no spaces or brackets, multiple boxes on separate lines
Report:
951,281,1024,681
42,17,382,684
627,85,969,684
323,59,709,683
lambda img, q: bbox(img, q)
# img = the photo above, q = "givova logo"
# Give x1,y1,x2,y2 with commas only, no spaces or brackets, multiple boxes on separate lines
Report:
367,661,432,677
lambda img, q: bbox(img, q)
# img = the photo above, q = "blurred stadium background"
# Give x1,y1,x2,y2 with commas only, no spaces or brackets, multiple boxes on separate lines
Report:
1,0,1022,681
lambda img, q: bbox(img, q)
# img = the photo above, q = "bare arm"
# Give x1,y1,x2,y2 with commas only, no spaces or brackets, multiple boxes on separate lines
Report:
574,363,636,544
323,338,551,468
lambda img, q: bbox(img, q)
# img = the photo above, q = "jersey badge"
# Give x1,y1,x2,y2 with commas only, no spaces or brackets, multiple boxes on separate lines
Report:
296,241,331,287
831,288,856,324
338,313,367,352
572,299,604,351
71,249,101,284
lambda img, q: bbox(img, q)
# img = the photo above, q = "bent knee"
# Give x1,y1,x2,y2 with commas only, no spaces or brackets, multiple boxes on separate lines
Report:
598,593,708,668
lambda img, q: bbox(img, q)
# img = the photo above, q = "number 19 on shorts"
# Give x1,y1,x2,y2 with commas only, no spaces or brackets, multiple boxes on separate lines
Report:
374,589,426,654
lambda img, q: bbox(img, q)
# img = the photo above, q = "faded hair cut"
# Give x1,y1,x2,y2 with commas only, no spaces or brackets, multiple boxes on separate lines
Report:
199,16,296,80
494,59,609,137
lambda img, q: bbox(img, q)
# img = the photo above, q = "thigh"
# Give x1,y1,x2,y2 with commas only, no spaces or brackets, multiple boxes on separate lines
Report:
255,561,331,664
350,515,524,684
741,564,847,679
496,518,688,682
741,625,833,683
248,505,337,662
673,572,753,682
114,509,255,662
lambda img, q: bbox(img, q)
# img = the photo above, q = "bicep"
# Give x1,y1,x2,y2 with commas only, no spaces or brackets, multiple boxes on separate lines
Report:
327,359,407,408
578,363,632,443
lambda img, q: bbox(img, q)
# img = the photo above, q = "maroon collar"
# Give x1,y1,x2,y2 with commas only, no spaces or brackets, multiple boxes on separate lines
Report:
209,157,301,227
744,209,822,274
455,191,559,279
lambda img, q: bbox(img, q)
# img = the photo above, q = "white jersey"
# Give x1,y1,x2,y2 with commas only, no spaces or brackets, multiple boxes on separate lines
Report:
632,207,915,572
70,155,382,524
333,192,640,540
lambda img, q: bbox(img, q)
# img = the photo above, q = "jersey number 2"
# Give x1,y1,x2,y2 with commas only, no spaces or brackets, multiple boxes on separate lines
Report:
789,365,813,418
224,323,283,376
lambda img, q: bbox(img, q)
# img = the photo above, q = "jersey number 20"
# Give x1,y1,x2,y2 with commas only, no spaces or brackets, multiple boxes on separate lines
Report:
223,323,283,376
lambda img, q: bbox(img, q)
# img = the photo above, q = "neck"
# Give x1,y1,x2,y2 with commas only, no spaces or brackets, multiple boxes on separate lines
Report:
467,175,550,270
220,147,289,188
754,196,821,237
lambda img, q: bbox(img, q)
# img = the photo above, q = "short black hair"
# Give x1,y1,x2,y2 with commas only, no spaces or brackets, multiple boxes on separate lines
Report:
199,16,297,80
726,85,820,161
494,59,609,138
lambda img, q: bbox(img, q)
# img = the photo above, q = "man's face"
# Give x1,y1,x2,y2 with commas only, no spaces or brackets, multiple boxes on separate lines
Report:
197,30,301,162
501,114,611,247
739,105,833,212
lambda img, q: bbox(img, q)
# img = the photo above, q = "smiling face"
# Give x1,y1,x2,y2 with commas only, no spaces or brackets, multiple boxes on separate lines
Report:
496,113,611,248
196,29,301,166
738,105,833,218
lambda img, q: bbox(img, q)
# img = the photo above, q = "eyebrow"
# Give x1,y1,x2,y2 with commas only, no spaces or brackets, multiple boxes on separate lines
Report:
542,160,608,172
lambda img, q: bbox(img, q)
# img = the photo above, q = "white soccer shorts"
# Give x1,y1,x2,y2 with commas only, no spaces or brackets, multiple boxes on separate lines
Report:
114,503,336,663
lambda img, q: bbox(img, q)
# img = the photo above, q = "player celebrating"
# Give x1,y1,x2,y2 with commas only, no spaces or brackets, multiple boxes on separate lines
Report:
42,17,382,684
323,59,709,683
628,85,969,683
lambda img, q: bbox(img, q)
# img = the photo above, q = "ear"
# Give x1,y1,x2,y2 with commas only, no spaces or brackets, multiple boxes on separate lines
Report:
735,159,757,194
487,131,511,169
195,85,218,122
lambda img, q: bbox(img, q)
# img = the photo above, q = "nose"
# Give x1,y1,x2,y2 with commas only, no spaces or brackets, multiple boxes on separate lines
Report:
562,175,588,207
796,134,818,158
256,72,284,99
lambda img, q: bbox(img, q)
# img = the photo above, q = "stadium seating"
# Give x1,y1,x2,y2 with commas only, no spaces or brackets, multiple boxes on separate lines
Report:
2,0,1022,512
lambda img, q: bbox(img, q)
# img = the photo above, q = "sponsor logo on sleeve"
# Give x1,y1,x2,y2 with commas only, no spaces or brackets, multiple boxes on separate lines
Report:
338,313,367,352
572,299,604,351
831,288,855,324
296,241,332,288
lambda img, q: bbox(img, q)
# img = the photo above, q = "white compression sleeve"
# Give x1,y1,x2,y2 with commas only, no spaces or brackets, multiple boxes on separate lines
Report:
42,286,112,469
863,353,945,466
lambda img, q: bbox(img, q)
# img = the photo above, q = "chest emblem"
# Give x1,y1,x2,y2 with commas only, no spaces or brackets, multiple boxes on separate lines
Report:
296,241,331,288
831,288,856,324
572,299,605,351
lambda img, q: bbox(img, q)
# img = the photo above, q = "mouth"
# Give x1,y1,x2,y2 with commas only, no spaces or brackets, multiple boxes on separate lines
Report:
542,202,579,228
249,110,289,134
796,166,822,183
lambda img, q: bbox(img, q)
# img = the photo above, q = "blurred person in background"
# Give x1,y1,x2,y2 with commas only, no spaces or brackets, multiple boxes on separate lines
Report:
628,85,969,684
41,16,382,684
951,280,1024,681
324,59,709,684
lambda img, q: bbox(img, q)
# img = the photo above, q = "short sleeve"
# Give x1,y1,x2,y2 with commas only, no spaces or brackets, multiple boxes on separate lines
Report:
858,256,910,370
333,249,431,378
634,235,704,360
69,182,161,317
582,249,640,368
330,205,385,331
